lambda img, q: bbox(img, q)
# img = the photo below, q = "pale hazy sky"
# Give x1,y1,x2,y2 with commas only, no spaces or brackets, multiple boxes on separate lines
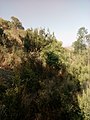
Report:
0,0,90,46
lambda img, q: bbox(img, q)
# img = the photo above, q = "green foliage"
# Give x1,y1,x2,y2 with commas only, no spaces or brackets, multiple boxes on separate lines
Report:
10,54,83,120
70,29,90,120
73,40,86,53
78,88,90,120
0,17,87,120
23,33,30,52
86,34,90,47
77,27,88,38
73,27,87,53
46,51,59,68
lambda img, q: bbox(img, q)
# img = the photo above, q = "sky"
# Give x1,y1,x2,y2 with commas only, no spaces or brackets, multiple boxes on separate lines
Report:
0,0,90,46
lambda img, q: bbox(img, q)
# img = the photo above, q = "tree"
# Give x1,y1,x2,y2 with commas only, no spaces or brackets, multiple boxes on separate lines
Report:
77,27,87,39
86,34,90,47
72,40,86,53
11,16,24,30
73,27,87,53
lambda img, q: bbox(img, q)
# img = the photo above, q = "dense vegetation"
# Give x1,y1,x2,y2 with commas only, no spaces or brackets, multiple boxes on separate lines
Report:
0,17,90,120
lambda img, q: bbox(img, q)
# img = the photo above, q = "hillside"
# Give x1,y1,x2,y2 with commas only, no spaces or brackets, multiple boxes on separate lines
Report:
0,17,90,120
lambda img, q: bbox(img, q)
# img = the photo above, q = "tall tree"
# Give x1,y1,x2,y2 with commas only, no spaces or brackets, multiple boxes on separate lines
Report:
73,27,87,53
11,16,24,30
